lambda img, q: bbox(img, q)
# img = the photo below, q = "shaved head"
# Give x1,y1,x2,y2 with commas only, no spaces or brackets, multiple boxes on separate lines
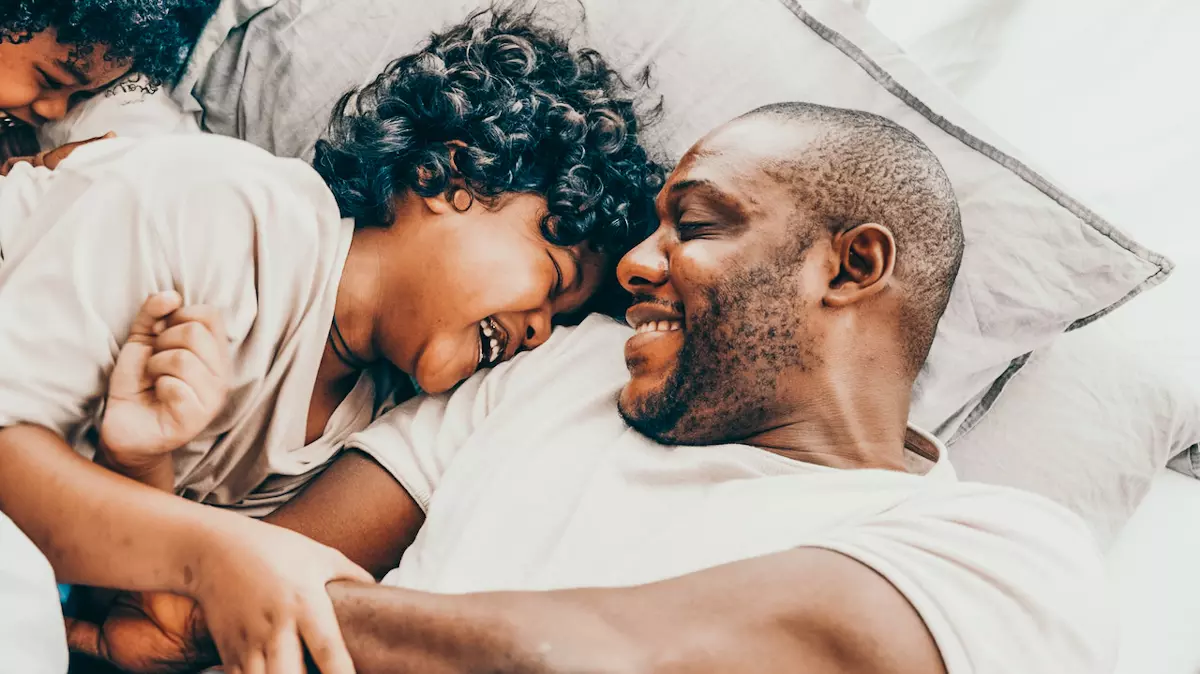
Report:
730,102,964,372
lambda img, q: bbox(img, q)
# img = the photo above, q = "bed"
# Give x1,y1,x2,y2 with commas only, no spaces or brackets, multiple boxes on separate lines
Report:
864,1,1200,671
34,0,1200,671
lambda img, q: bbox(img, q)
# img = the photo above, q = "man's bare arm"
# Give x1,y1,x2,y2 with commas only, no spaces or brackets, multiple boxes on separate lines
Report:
266,450,425,579
329,547,947,674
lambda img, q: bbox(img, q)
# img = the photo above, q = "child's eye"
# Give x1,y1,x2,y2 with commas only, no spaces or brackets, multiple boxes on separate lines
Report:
36,68,65,91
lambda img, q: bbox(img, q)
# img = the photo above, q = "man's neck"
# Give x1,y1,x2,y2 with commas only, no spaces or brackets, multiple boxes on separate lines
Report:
744,369,912,472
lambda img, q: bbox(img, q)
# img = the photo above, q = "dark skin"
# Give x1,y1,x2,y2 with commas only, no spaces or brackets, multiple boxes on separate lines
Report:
70,116,945,674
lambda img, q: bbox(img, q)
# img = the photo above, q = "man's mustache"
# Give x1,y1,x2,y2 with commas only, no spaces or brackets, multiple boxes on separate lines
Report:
628,294,685,315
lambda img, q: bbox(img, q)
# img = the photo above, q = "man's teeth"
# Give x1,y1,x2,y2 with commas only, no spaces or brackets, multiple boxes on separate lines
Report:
635,320,682,334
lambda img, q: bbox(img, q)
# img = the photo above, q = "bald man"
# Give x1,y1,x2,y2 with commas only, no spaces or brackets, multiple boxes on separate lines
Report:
75,103,1114,674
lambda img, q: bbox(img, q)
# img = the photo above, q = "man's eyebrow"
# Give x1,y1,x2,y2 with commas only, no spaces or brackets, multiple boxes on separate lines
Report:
668,178,719,196
666,178,748,219
56,59,91,86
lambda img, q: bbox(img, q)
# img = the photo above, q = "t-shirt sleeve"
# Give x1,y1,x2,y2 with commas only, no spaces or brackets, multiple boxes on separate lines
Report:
0,171,167,436
343,315,630,511
341,376,493,513
805,485,1117,674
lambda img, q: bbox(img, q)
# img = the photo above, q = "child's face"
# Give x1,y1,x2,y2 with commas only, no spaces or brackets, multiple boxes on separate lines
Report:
372,191,610,396
0,28,130,130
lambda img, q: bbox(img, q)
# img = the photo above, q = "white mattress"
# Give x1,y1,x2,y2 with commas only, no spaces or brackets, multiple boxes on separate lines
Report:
1108,471,1200,674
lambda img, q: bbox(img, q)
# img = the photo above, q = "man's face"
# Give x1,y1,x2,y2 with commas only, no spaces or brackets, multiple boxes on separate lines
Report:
616,119,830,445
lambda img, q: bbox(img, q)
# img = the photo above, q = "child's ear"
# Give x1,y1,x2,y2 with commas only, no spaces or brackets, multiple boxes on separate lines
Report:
824,223,896,307
424,141,472,215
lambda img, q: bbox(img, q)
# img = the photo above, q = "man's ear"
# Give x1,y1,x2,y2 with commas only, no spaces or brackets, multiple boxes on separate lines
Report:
824,223,896,307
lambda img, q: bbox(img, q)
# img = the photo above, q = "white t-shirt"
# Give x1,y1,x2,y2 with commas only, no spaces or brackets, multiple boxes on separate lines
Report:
0,513,67,673
348,315,1116,674
38,74,201,149
0,135,375,515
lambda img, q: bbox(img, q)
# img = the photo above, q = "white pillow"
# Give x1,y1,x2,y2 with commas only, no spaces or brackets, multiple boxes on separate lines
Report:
182,0,1171,439
948,319,1200,545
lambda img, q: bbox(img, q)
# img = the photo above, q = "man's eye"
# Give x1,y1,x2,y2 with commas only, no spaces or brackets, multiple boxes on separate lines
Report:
677,221,717,239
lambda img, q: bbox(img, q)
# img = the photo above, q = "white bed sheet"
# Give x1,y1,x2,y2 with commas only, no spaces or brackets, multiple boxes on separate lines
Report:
865,1,1200,671
1107,471,1200,674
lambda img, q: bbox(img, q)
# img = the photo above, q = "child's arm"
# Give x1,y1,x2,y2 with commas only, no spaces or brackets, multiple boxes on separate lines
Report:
0,423,371,674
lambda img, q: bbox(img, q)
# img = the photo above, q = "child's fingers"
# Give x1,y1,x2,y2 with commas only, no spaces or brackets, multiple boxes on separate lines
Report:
147,349,217,395
165,305,229,351
109,340,155,398
0,155,30,176
244,650,268,674
153,375,220,440
265,624,305,674
130,291,184,340
298,597,356,674
154,321,229,381
41,133,113,169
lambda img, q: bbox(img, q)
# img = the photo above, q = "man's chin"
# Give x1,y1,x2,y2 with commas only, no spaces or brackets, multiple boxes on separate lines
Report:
617,381,689,445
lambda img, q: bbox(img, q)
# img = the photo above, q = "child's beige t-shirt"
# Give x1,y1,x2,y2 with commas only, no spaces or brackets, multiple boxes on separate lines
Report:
0,135,375,515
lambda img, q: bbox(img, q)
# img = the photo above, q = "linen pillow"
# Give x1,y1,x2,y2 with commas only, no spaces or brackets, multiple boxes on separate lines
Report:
947,319,1200,546
179,0,1171,439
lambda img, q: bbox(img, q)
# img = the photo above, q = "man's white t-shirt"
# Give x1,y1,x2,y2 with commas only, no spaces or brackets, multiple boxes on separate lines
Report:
348,315,1116,673
0,135,375,514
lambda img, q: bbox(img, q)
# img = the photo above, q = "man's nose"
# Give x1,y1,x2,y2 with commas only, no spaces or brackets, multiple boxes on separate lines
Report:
617,229,669,294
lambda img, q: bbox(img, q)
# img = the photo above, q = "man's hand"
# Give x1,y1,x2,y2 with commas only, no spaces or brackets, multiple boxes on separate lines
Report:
0,131,115,176
99,292,232,483
67,592,210,674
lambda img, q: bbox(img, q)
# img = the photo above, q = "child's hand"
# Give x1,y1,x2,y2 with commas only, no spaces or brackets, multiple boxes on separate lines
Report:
0,131,115,175
100,291,232,477
68,518,372,673
192,518,372,673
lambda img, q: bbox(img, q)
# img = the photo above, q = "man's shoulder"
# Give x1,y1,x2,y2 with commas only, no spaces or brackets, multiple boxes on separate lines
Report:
507,315,631,379
468,314,632,411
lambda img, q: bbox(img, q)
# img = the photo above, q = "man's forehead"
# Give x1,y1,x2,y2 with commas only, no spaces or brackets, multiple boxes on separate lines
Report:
698,115,815,158
665,118,814,204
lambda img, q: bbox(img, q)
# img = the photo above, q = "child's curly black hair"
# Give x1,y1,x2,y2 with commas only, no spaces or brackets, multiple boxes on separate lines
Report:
0,0,218,85
313,5,667,271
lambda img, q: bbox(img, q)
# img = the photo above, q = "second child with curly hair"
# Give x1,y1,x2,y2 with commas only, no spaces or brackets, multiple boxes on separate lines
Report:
0,7,665,673
0,0,218,169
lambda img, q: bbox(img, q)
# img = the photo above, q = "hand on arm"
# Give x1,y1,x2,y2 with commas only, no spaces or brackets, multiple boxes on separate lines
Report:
0,424,371,674
68,449,426,672
73,545,944,674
